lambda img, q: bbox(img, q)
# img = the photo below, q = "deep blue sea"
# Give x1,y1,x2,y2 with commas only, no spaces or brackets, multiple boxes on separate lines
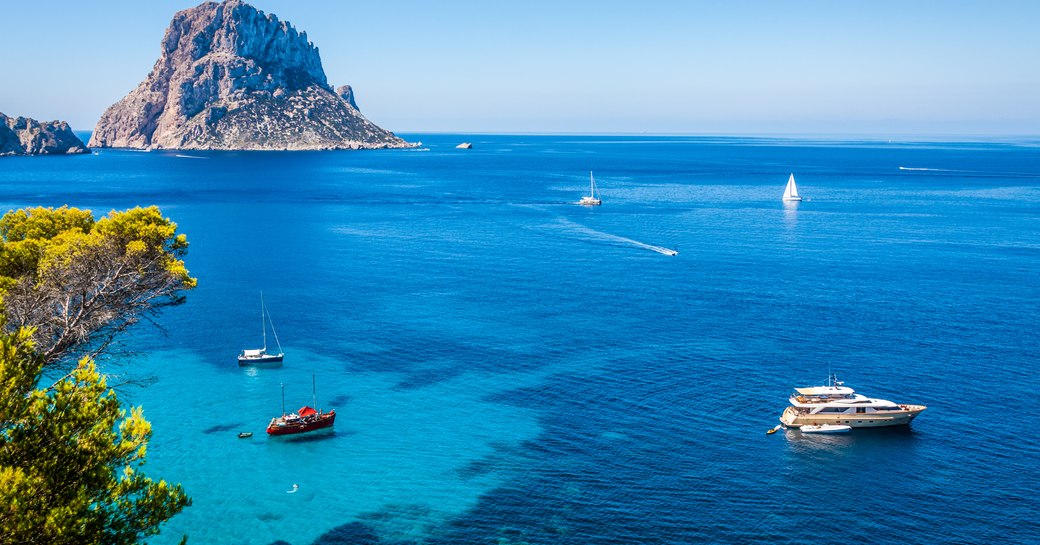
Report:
3,134,1039,544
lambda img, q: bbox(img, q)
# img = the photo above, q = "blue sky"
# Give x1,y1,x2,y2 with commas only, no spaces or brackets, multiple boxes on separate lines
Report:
1,1,1037,135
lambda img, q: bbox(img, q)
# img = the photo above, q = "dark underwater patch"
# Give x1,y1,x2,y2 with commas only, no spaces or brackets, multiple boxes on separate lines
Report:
327,394,352,407
392,367,466,390
310,521,380,545
203,422,245,434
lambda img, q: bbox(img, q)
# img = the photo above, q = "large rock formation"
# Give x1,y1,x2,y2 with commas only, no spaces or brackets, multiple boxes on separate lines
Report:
89,0,410,151
0,113,88,156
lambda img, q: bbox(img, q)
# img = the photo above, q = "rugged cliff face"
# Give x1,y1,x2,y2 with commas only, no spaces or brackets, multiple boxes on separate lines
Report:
0,113,88,156
89,0,410,151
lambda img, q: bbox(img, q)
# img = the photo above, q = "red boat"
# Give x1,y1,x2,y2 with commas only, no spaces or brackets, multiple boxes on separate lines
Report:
267,406,336,436
266,376,336,436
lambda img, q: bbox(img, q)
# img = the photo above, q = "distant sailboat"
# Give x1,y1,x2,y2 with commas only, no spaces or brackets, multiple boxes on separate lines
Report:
579,171,602,206
238,292,284,365
782,173,802,202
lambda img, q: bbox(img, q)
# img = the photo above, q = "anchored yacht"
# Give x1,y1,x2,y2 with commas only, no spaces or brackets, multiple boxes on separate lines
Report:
780,375,925,429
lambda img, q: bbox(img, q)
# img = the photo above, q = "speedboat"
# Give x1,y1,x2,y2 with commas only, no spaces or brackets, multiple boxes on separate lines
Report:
780,374,926,429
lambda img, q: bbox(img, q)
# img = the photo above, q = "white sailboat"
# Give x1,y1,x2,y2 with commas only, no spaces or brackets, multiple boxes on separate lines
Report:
782,173,802,202
579,171,602,206
238,292,284,365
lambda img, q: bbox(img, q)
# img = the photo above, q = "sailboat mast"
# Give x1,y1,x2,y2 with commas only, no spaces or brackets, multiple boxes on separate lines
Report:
590,171,596,198
280,383,286,416
260,291,267,351
266,301,283,354
312,374,317,409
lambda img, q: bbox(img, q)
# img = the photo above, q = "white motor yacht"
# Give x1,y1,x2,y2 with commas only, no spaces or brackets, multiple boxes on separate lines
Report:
780,375,926,429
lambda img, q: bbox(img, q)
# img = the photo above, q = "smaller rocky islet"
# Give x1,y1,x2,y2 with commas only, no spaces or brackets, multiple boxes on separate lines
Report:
0,113,88,156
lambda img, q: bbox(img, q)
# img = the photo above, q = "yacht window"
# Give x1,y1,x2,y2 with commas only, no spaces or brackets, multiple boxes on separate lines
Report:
877,406,901,411
819,407,848,413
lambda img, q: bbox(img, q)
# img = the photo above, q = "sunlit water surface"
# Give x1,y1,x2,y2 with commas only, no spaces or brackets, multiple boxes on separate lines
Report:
3,134,1038,544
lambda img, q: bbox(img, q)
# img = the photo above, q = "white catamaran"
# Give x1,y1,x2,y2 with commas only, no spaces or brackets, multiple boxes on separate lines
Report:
579,171,602,206
782,173,802,202
238,292,284,365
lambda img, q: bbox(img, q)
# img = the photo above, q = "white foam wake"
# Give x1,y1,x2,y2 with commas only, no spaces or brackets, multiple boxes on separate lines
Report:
554,218,678,256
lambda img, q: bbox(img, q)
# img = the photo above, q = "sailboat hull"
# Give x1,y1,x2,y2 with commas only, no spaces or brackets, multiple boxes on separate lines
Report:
238,354,284,366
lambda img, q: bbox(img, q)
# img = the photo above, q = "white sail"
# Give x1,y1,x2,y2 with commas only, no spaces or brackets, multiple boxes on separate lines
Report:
782,173,802,202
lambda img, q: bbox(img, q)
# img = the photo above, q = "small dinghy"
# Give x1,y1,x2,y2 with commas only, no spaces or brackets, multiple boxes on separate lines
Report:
800,424,851,434
237,432,253,438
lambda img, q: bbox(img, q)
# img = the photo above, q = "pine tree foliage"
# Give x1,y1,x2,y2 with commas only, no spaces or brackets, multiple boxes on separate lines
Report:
0,206,196,366
0,331,190,544
0,205,196,543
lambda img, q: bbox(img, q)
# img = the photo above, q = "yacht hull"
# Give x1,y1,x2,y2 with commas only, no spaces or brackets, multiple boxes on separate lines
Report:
781,404,926,429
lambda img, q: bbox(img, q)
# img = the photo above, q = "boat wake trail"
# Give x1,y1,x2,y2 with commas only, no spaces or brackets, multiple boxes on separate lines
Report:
898,166,947,171
552,218,678,256
175,154,207,159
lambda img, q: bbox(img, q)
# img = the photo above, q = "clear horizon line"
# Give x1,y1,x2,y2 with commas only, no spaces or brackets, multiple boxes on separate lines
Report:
69,128,1040,144
391,130,1040,142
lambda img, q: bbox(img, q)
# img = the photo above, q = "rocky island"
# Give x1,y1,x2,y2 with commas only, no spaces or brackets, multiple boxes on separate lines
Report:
0,113,88,156
89,0,411,151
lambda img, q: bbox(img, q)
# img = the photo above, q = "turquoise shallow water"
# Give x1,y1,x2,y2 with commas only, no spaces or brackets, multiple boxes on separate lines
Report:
3,134,1040,544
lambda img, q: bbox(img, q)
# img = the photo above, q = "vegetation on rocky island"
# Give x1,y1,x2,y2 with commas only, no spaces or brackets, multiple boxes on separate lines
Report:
0,205,195,544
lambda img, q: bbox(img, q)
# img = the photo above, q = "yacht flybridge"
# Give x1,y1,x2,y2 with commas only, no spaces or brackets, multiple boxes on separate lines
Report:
780,375,925,429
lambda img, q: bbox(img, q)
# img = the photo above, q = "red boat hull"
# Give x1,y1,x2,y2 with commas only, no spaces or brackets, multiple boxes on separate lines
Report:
266,410,336,436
